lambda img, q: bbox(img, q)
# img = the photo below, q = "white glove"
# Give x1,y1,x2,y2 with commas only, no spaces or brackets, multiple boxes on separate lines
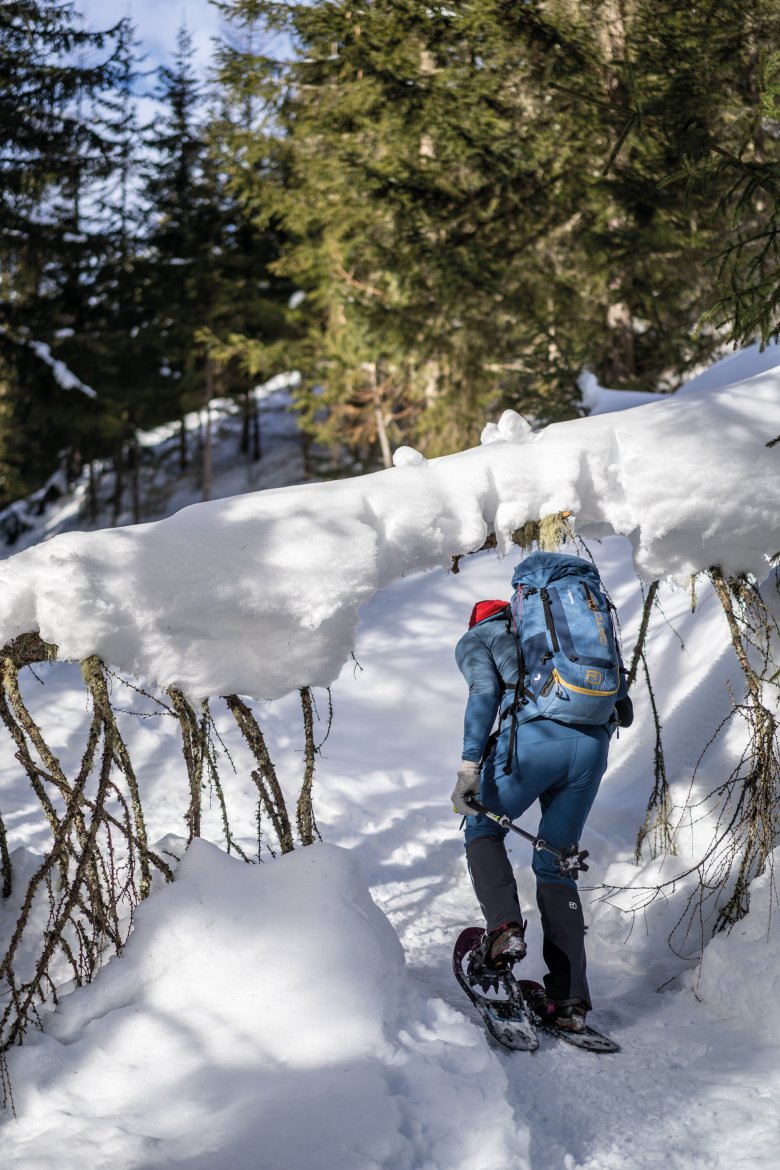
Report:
451,760,481,815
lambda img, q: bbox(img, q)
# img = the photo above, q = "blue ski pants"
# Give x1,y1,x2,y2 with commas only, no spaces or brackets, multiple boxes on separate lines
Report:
463,717,610,1005
463,716,610,887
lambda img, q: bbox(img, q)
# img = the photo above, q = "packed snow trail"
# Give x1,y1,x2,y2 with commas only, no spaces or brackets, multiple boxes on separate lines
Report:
314,540,780,1170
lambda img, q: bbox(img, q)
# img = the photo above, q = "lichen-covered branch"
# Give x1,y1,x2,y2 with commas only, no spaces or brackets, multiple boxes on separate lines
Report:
81,656,153,899
598,568,780,953
223,694,295,855
451,510,573,572
0,717,104,1047
0,810,11,900
297,687,320,847
627,580,660,689
0,634,314,1102
707,569,780,929
634,650,675,861
627,581,674,861
200,706,253,863
0,642,173,1081
169,688,204,842
2,634,58,670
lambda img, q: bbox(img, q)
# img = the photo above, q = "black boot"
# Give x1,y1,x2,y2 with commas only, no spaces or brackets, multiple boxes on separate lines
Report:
524,985,588,1031
467,921,527,989
553,998,589,1032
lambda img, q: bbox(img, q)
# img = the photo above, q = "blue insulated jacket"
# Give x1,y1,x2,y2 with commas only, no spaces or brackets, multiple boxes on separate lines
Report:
455,610,540,762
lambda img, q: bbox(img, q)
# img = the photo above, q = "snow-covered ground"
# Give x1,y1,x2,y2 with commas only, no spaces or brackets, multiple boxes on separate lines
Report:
1,352,779,1168
0,375,308,556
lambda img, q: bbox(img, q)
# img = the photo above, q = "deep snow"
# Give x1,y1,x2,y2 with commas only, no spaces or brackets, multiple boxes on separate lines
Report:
6,842,522,1170
1,349,779,1169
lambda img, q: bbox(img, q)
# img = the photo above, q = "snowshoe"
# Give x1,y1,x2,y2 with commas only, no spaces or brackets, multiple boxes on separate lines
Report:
519,980,620,1053
453,926,538,1051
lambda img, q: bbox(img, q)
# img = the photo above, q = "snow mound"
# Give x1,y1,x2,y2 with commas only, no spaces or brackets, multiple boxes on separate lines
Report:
5,841,523,1170
392,444,426,467
678,339,780,396
684,851,780,1039
578,369,667,414
579,339,780,412
480,408,533,443
0,374,778,698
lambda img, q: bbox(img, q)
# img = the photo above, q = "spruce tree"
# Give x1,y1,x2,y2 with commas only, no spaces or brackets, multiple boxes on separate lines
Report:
215,0,780,465
531,0,780,375
215,1,608,458
73,17,164,523
141,25,227,498
205,72,296,468
622,0,780,348
44,16,159,523
0,0,122,504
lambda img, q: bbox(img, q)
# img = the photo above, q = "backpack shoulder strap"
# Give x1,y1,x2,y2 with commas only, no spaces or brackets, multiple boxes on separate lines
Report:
503,589,536,773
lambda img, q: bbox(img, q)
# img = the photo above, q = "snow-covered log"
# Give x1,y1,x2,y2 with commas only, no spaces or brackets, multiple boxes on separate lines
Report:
0,371,778,701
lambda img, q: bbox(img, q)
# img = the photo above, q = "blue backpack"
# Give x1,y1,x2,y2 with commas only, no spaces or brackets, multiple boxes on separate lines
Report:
509,551,622,727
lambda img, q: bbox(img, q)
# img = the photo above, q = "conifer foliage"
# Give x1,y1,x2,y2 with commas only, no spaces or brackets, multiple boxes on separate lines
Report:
0,4,295,519
4,2,780,505
215,0,780,464
0,1,121,502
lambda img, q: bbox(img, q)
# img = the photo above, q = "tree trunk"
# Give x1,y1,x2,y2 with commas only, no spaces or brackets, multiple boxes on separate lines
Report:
240,392,250,457
129,435,141,524
88,460,99,525
179,418,188,473
250,390,261,462
202,361,214,503
605,296,636,383
370,361,392,469
599,1,636,385
111,445,124,527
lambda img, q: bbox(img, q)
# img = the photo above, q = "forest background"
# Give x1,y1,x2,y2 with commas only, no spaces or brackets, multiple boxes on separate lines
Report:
3,0,780,520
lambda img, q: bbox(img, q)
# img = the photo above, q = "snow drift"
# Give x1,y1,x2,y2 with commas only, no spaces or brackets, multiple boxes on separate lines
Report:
4,841,524,1170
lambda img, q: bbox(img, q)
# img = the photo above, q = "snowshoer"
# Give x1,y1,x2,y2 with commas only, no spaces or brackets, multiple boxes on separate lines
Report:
451,550,633,1033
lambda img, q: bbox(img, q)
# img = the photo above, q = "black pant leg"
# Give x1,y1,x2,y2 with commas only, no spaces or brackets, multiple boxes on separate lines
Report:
466,837,523,933
536,881,590,1007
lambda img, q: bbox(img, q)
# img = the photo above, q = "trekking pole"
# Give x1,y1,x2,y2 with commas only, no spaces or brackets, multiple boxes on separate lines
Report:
464,798,590,879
